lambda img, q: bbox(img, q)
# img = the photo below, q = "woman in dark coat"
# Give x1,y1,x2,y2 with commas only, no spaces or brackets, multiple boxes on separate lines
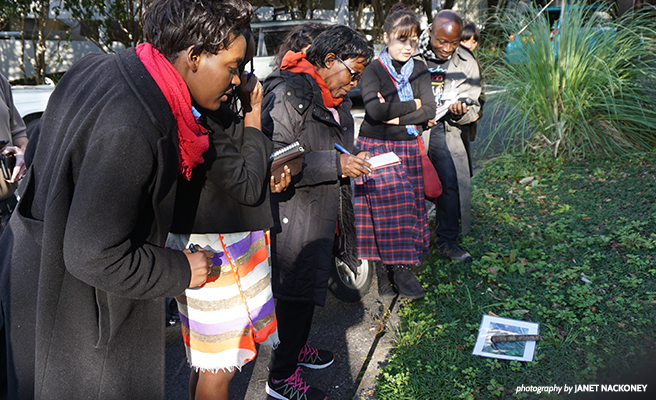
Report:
0,0,252,398
261,25,373,400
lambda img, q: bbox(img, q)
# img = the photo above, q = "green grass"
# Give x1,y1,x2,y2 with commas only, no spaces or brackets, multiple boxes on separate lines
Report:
375,153,656,399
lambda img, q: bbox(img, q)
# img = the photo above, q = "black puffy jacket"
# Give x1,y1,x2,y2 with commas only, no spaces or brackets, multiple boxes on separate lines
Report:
262,69,359,306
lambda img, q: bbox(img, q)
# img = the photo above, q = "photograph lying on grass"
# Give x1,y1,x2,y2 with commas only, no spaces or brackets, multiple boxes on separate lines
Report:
473,315,540,362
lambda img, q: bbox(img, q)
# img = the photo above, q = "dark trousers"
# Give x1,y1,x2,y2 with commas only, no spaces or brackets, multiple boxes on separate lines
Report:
429,122,460,245
0,195,17,238
268,299,315,380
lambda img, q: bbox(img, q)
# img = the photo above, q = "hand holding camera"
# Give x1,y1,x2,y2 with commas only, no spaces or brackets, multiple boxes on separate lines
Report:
0,140,26,183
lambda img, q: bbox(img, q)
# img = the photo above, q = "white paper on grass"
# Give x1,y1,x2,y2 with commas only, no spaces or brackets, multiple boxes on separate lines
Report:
472,315,540,362
368,152,401,170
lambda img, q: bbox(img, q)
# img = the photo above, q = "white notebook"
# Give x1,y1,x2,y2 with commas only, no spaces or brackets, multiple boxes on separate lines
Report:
368,152,401,170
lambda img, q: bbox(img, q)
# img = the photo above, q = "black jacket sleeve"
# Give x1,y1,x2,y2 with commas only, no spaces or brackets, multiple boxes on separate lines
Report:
361,62,417,122
203,122,273,206
263,83,340,189
63,125,190,299
398,61,436,126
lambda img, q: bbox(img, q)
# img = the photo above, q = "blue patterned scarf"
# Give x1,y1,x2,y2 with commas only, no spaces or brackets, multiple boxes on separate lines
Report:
378,49,419,137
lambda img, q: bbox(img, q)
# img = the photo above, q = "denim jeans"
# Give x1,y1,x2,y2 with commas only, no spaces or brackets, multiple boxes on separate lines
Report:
428,122,460,245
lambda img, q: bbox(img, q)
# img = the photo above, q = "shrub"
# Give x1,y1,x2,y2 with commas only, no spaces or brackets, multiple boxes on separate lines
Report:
482,2,656,157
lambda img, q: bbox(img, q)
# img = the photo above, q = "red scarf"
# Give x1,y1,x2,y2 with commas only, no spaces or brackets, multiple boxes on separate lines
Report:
136,43,209,180
280,51,343,108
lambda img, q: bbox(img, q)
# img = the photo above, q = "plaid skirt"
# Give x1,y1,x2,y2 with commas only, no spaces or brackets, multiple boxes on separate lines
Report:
354,136,430,265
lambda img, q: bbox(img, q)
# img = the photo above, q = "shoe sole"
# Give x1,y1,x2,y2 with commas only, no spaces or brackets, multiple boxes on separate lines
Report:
298,357,334,369
380,293,398,300
267,381,328,400
266,382,289,400
439,253,473,262
379,290,398,300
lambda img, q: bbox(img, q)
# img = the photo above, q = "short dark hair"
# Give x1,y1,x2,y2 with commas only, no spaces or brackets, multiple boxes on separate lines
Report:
434,10,463,30
143,0,254,62
306,25,373,68
274,22,327,67
461,20,480,42
383,3,421,40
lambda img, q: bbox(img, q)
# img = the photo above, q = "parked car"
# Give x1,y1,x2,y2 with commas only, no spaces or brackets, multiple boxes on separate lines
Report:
10,84,54,138
251,19,334,80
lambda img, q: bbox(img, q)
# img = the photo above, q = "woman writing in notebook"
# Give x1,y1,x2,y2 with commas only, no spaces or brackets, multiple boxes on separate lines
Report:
355,3,436,300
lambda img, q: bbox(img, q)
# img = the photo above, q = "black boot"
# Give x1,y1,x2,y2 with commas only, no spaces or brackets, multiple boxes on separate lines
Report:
390,265,425,300
375,262,397,299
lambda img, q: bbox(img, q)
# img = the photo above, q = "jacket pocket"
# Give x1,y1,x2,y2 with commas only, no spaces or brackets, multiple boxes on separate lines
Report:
94,289,110,348
15,168,44,246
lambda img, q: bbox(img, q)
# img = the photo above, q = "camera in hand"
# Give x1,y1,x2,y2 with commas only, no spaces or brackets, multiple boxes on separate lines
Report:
457,97,479,106
1,153,16,180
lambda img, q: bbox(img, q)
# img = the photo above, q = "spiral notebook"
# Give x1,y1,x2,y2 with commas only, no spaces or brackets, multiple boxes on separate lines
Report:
270,141,305,183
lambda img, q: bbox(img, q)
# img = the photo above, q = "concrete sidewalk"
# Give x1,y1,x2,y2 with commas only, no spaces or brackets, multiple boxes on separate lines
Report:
165,273,401,400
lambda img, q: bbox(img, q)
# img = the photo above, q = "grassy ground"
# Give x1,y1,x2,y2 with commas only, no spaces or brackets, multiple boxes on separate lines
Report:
374,152,656,399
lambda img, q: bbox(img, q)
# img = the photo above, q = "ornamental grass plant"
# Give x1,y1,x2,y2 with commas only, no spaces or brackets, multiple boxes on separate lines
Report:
481,2,656,157
374,153,656,399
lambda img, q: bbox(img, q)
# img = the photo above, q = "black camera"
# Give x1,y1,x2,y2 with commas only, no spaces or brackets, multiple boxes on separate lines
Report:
0,140,13,180
1,153,16,180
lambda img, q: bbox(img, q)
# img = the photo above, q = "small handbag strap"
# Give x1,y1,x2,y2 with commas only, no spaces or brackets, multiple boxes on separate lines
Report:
417,135,427,155
218,234,257,337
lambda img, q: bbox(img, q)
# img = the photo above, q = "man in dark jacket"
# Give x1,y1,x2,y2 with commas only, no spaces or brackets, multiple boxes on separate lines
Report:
416,10,481,262
261,25,373,400
0,0,255,398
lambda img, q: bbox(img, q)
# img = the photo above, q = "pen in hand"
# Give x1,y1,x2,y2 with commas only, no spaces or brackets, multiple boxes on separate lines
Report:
334,143,371,175
189,244,198,253
334,143,350,155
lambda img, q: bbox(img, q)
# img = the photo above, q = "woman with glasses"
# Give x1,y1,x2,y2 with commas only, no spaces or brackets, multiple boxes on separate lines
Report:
355,3,435,300
261,25,373,400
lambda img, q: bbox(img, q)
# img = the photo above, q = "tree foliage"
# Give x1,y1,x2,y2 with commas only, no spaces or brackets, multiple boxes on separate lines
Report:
0,0,72,84
64,0,147,53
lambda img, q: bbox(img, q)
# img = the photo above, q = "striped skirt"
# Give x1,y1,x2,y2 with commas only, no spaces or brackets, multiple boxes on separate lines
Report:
166,230,279,372
354,136,430,265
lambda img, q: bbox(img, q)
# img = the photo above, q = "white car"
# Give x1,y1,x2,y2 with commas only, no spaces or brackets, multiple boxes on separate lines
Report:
10,84,54,138
251,19,334,81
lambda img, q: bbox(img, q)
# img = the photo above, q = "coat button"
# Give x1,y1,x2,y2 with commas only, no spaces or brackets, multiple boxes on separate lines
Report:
342,127,347,131
282,217,289,224
287,92,292,96
299,104,303,109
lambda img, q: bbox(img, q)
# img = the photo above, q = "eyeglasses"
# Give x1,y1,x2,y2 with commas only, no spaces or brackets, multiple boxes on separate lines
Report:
335,55,362,82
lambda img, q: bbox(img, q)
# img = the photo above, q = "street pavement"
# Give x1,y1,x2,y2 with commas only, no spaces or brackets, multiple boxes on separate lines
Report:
165,278,400,400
